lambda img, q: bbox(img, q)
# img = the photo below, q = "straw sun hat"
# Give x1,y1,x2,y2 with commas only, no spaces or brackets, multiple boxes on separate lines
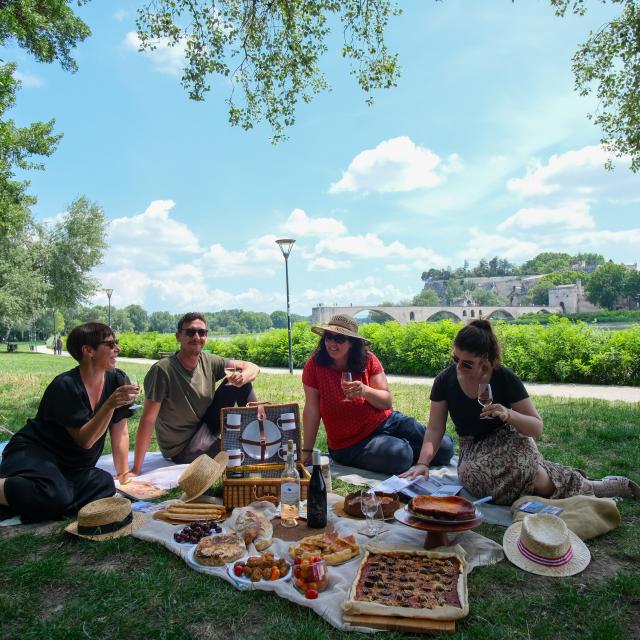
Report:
179,451,228,502
65,496,146,541
311,314,370,344
503,513,591,577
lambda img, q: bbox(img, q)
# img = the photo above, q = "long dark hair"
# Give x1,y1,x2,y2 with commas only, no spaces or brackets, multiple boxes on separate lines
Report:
454,319,501,367
312,335,369,372
66,322,115,362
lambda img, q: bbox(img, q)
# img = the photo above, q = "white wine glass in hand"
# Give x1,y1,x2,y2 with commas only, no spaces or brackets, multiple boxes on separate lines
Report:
126,373,141,409
360,489,380,536
225,360,238,386
478,383,493,419
341,372,352,402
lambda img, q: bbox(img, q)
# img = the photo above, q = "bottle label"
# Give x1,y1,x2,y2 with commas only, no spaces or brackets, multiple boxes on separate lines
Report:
281,482,300,503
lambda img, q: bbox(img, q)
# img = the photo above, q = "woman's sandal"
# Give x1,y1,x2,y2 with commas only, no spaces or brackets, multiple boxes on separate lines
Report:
592,476,640,499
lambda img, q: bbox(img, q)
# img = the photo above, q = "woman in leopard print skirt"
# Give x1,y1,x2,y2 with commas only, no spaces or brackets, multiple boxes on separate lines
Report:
401,320,639,505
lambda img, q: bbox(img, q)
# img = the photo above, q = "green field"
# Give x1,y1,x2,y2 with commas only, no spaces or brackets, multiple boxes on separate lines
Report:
1,351,639,640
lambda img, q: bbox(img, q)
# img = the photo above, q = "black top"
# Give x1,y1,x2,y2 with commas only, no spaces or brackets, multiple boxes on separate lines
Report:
430,365,529,438
7,367,133,470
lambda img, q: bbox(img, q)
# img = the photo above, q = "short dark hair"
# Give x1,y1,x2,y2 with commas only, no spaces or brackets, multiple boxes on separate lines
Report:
177,312,207,332
66,322,114,362
312,336,369,372
454,319,501,366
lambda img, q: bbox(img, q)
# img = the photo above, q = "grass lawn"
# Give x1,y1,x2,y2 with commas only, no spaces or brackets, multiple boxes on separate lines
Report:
1,351,639,640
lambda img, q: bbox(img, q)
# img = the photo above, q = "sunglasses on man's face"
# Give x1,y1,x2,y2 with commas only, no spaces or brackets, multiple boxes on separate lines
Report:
183,328,208,337
324,332,348,344
452,354,474,370
100,339,119,350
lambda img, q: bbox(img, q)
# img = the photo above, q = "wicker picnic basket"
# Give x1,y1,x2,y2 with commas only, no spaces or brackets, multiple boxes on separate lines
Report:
220,402,311,508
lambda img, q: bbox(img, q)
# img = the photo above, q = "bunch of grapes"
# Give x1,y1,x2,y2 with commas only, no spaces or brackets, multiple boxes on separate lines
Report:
173,520,222,544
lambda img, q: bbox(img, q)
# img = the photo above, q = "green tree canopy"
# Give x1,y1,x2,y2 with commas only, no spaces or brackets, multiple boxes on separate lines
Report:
125,304,150,332
585,262,628,309
413,289,440,306
136,0,400,142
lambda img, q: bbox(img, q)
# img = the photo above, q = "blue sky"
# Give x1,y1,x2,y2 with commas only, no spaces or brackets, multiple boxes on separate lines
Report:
8,1,639,315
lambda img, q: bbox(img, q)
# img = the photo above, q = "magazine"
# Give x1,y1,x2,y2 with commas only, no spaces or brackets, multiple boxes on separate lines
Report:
374,475,463,498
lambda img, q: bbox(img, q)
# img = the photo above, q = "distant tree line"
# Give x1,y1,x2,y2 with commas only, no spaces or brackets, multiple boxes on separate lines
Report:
2,306,310,340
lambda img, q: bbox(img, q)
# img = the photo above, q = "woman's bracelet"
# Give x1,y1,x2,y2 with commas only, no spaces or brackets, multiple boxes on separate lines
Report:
416,460,430,467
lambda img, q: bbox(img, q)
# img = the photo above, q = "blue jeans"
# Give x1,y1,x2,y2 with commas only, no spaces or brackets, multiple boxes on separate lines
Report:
329,411,455,475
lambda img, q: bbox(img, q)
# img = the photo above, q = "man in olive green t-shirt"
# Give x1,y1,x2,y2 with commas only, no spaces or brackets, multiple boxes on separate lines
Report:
130,312,260,474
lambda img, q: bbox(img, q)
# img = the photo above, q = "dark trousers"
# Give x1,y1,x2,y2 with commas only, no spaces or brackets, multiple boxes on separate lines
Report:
330,411,455,476
0,442,115,522
171,382,256,465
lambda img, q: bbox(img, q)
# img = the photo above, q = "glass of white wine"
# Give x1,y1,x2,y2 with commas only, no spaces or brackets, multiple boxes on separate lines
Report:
225,360,238,386
341,371,352,402
126,372,141,410
360,489,381,536
478,383,493,419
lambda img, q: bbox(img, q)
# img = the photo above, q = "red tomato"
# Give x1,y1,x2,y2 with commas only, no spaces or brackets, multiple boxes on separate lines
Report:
305,589,319,600
294,557,302,565
233,565,244,577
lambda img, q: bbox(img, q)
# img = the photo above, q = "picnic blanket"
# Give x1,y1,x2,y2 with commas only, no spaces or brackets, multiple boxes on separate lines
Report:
133,493,505,633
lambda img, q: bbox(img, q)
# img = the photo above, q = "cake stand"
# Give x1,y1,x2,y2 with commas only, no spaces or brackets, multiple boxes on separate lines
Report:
393,507,483,549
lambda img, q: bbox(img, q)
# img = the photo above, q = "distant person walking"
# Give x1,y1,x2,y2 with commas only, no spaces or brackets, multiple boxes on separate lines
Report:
56,337,63,355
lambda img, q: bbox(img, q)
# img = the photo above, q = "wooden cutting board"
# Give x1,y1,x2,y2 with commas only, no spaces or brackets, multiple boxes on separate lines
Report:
343,613,455,634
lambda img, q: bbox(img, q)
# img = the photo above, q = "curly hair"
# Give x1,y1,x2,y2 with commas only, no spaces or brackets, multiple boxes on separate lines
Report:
176,312,207,332
454,319,501,366
312,335,369,372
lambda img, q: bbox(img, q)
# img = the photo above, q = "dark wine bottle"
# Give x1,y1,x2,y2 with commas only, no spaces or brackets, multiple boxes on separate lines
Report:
307,448,327,528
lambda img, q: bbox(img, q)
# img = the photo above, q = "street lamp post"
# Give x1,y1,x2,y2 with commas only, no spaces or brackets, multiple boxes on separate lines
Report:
105,288,114,327
275,239,295,374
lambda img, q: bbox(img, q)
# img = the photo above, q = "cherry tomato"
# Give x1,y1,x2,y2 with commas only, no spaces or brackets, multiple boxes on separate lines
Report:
233,565,244,577
305,589,319,600
294,557,302,565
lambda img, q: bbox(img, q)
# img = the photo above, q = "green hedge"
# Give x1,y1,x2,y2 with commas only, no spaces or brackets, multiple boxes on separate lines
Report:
116,318,640,386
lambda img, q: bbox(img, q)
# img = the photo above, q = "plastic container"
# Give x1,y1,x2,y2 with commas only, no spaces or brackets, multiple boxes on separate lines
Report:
292,555,329,594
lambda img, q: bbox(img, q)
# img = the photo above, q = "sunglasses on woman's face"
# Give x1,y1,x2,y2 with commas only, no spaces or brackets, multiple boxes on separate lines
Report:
100,339,119,350
183,328,208,337
324,332,348,344
452,354,474,370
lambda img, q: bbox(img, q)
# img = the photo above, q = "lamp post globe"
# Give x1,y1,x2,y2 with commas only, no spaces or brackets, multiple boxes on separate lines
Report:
275,239,295,374
105,288,114,328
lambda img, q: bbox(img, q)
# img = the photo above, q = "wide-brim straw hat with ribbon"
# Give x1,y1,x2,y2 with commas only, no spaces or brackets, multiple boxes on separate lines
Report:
311,314,370,345
179,451,228,502
65,496,146,541
503,513,591,577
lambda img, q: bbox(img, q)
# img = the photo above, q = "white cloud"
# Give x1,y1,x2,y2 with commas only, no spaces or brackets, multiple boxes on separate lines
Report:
300,277,412,307
308,257,352,271
507,145,633,198
554,228,640,249
282,208,347,237
329,136,446,194
114,9,127,21
498,201,595,231
123,31,185,76
461,229,539,262
13,70,43,88
315,233,446,265
385,264,412,272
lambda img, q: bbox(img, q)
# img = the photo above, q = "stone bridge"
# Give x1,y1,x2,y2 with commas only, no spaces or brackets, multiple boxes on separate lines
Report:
311,304,562,325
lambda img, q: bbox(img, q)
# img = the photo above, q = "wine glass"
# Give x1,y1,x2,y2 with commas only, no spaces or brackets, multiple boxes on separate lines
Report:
126,372,141,410
341,371,352,402
225,360,238,386
360,489,380,536
478,383,493,419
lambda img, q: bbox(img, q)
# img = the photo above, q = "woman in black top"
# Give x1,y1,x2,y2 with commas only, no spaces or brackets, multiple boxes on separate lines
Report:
0,322,138,521
402,320,639,504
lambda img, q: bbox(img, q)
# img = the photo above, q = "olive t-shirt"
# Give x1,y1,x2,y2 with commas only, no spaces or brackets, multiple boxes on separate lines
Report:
430,365,529,438
144,352,226,458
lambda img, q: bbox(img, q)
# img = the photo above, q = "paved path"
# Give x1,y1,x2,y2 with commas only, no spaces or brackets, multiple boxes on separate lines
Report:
35,347,640,403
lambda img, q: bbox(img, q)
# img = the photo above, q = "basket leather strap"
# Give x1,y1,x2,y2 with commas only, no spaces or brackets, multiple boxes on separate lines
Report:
240,420,281,461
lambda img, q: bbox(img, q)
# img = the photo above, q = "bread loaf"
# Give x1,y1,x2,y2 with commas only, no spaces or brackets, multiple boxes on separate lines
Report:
408,495,476,521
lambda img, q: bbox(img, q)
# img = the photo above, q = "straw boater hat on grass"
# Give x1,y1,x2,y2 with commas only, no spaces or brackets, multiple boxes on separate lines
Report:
503,513,591,577
311,314,370,345
179,451,228,502
65,496,146,541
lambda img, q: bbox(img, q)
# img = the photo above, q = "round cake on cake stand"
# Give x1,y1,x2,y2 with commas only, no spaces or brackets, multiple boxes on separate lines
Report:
394,506,483,549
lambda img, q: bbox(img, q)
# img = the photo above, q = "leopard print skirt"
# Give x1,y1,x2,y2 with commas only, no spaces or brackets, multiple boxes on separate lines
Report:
458,425,592,505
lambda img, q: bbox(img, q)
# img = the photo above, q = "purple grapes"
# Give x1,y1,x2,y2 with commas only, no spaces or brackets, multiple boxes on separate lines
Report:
173,520,222,543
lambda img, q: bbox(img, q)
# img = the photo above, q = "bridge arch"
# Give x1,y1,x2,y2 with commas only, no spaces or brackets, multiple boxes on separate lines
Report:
352,308,397,323
426,310,462,322
486,309,515,320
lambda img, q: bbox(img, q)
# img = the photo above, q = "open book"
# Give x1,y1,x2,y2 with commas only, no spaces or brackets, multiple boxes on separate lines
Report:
374,475,463,499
